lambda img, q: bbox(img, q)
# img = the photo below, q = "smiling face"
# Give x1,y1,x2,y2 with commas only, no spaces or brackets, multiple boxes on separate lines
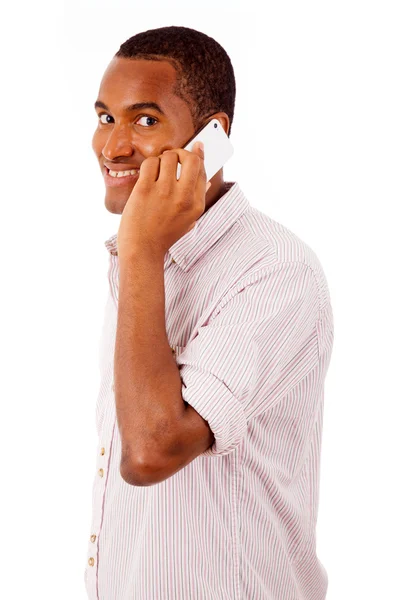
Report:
92,57,202,214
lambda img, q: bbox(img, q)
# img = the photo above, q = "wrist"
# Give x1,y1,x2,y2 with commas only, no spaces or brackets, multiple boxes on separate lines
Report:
118,245,166,267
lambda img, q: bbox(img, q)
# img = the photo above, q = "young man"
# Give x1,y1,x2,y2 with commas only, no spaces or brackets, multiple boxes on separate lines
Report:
85,25,334,600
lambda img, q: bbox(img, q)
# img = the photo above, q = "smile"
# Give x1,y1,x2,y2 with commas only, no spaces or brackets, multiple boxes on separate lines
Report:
104,167,140,187
108,168,140,178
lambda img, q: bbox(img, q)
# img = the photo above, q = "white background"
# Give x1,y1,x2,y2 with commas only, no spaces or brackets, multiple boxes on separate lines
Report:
1,0,399,598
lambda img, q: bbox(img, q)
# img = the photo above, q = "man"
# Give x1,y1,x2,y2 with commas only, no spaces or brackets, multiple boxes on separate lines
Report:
84,25,334,600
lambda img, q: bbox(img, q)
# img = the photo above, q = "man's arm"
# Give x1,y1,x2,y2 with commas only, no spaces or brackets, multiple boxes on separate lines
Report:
115,250,214,487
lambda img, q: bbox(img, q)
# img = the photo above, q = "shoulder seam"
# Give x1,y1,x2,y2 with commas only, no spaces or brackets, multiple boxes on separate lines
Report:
214,260,324,318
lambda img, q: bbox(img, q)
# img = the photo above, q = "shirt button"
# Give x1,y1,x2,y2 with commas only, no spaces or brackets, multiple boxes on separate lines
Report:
100,447,105,456
98,468,104,477
88,557,95,567
90,534,96,543
170,347,175,354
171,258,176,263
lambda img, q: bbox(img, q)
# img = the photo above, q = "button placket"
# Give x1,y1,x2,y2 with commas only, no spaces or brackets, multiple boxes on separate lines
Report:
98,438,106,476
86,419,117,588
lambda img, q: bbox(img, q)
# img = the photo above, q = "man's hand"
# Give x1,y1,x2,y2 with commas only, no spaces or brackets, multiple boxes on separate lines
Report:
117,141,211,260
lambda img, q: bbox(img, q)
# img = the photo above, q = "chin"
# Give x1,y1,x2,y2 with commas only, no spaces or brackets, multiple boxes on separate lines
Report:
104,192,130,215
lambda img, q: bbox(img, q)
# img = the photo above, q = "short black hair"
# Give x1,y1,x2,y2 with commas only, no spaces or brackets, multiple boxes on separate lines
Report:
115,26,236,137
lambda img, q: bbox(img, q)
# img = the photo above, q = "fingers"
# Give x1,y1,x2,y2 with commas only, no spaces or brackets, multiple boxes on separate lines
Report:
138,156,160,184
178,153,201,188
190,142,207,186
172,143,206,189
192,141,205,163
140,143,207,191
156,150,179,186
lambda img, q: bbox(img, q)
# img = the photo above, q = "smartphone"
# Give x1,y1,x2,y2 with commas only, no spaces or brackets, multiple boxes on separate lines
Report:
176,118,234,181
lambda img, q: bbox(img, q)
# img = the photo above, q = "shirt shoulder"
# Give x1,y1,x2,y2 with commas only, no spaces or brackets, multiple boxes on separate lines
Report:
225,206,333,316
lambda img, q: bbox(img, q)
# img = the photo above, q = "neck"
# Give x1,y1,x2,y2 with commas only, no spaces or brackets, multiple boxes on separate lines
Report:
204,170,231,212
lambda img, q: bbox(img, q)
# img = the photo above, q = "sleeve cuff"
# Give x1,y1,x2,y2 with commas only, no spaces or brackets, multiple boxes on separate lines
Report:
179,364,248,457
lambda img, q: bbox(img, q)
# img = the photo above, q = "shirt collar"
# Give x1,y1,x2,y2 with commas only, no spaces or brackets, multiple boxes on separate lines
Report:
104,181,250,272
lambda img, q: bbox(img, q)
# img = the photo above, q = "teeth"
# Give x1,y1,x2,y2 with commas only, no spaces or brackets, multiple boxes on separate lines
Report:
108,168,139,178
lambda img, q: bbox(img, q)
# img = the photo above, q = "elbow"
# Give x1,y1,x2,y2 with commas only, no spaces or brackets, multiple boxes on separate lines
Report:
119,452,163,487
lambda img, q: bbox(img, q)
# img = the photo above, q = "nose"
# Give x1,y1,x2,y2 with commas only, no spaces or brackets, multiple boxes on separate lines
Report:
101,125,135,161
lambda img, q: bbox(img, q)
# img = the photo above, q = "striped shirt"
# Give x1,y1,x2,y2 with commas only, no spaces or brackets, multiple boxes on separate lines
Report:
84,181,334,599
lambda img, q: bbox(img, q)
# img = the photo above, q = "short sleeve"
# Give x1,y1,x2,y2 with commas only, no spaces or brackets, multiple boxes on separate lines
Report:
176,262,321,457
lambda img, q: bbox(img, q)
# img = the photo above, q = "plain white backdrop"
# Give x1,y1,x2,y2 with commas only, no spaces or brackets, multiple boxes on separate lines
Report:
1,0,399,598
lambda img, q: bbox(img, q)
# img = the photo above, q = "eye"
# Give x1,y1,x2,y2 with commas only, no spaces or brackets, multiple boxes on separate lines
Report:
135,115,158,127
99,113,113,124
97,113,158,127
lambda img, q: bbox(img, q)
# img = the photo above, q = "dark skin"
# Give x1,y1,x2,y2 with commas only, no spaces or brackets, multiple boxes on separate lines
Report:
92,57,230,485
92,56,230,216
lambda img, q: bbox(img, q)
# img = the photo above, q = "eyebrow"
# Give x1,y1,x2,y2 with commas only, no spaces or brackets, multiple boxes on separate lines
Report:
94,100,165,116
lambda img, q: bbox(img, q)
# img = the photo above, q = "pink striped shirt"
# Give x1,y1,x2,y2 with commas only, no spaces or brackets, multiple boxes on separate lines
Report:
84,181,334,599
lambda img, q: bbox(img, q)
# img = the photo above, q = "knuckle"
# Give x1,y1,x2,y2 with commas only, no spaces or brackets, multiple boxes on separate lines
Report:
190,154,200,166
177,192,192,211
143,156,160,167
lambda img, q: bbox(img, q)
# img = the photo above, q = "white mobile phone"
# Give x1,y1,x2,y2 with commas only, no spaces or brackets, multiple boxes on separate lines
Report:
176,118,234,181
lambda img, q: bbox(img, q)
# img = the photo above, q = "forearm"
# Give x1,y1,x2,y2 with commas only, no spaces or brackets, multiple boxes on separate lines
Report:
114,250,186,476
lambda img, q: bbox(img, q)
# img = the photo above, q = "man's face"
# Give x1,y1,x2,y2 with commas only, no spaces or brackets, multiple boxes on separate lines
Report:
92,57,198,214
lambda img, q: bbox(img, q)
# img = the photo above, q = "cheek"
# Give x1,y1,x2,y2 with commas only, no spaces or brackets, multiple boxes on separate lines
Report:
138,136,166,157
91,128,168,159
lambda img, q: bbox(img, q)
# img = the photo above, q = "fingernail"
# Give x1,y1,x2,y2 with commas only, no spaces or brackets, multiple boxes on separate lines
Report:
197,141,204,152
